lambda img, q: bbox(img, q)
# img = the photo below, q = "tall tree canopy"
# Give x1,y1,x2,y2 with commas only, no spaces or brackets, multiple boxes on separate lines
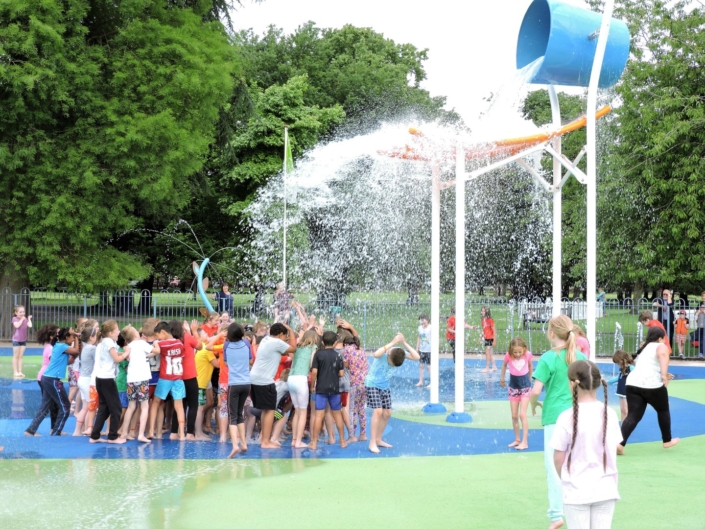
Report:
0,0,235,292
587,0,705,296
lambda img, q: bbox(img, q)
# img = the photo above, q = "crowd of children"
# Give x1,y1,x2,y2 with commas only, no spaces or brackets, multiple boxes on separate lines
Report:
21,307,420,456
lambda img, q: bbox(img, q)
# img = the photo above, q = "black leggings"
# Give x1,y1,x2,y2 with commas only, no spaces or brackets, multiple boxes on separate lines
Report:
171,377,198,435
228,384,250,425
91,377,122,440
620,384,672,445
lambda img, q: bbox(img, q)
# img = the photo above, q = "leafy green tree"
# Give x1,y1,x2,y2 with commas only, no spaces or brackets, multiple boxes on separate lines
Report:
590,0,705,296
218,75,345,219
0,0,235,293
235,23,458,130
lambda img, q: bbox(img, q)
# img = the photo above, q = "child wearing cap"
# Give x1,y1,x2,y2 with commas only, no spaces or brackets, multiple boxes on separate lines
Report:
675,310,689,359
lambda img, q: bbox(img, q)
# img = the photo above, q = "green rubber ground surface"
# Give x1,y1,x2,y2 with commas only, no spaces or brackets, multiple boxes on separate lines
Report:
1,435,704,529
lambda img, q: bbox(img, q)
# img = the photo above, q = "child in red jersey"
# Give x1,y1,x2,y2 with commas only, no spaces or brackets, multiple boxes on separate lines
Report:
147,321,187,440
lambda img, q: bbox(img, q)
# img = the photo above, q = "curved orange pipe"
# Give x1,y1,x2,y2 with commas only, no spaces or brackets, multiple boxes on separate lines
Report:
380,105,611,162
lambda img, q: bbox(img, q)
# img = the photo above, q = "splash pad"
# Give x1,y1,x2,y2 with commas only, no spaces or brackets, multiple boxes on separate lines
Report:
373,0,631,422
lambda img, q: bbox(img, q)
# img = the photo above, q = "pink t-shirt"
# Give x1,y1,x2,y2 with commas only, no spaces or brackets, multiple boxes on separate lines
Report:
503,351,533,376
37,343,52,381
576,336,590,357
550,401,622,505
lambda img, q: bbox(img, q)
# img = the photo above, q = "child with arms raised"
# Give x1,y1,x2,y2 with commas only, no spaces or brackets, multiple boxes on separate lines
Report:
119,325,159,442
147,321,187,440
365,333,420,454
90,320,131,444
195,336,219,440
25,327,80,436
74,321,98,436
11,305,32,378
248,322,297,449
551,360,622,529
35,324,60,433
288,329,319,448
500,337,533,450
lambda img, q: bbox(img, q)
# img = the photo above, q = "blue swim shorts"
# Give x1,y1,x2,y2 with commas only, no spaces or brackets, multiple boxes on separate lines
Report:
155,378,186,400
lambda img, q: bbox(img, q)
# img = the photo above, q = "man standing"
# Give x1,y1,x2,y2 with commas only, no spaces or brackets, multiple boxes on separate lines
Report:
654,289,675,351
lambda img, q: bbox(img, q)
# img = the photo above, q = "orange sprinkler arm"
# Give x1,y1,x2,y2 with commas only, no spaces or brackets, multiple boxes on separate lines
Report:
378,105,612,162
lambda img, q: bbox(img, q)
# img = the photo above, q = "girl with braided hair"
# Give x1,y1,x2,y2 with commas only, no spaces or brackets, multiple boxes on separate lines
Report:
550,360,622,529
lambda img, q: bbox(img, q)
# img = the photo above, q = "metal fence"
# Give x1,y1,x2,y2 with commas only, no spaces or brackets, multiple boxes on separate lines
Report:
1,288,702,358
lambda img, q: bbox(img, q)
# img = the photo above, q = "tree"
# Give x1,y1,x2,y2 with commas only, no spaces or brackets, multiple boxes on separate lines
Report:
605,1,705,293
235,23,458,131
0,0,235,292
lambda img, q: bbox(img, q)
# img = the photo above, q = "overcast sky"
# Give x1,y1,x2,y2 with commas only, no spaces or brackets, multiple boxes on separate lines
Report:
229,0,590,124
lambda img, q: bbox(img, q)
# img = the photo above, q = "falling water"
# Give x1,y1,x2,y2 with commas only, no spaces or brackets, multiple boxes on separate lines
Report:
244,58,551,296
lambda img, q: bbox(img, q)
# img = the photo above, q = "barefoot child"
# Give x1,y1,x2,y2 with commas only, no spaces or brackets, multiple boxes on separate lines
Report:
607,350,633,422
224,322,253,457
12,305,32,378
195,340,219,440
531,315,587,529
500,337,533,450
25,327,80,436
479,307,496,372
415,314,432,387
248,323,297,449
309,331,347,450
119,326,158,442
74,321,98,436
288,329,319,448
90,321,130,444
147,321,187,440
551,360,622,529
343,335,368,444
365,333,420,454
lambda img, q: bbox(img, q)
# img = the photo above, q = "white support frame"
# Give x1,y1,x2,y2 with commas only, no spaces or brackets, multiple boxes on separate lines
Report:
426,0,613,405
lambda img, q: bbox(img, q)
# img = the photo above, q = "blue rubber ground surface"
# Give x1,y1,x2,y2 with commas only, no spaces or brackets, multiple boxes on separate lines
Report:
2,360,703,460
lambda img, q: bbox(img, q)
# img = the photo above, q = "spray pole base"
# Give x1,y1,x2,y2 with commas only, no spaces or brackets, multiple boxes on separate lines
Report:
446,411,472,423
422,403,447,414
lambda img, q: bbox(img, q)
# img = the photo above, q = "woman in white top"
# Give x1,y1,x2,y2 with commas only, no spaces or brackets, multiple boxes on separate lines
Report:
619,326,679,454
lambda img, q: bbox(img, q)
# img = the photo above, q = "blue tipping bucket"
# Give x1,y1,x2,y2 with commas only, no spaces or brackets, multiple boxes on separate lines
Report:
516,0,630,88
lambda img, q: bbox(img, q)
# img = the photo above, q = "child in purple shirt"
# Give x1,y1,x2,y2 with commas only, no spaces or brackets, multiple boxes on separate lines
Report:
12,305,32,379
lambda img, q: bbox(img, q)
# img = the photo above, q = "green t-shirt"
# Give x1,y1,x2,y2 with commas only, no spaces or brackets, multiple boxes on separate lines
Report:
290,346,316,377
116,349,129,392
532,348,587,426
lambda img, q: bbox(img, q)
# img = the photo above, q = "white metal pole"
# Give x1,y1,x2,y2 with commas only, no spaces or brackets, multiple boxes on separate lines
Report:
430,162,441,404
586,0,614,361
283,127,288,287
454,146,465,414
548,86,562,317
